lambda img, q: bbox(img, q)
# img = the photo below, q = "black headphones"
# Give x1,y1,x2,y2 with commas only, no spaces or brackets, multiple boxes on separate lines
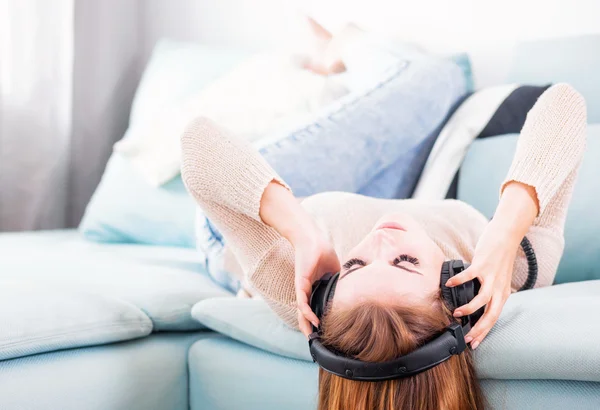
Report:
308,237,537,382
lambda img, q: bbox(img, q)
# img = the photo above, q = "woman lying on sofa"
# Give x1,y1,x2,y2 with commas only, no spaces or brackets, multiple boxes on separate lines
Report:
181,80,586,410
181,77,586,409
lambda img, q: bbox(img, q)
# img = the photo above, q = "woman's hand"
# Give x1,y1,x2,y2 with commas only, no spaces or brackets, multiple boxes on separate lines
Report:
292,228,340,337
259,181,340,336
445,220,518,349
445,181,539,349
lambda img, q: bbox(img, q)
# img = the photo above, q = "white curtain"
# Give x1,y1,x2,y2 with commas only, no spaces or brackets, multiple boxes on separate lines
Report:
0,0,74,231
0,0,141,232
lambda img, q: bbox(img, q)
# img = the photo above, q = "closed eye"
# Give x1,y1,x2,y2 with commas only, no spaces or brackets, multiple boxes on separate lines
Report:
393,254,422,275
340,255,423,281
393,254,420,266
342,258,366,270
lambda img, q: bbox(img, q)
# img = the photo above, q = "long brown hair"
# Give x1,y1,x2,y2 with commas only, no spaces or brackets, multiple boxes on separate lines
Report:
318,300,485,410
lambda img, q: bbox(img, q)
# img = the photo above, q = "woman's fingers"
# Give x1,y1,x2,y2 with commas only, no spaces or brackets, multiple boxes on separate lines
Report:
296,290,319,328
295,276,319,328
296,286,319,337
465,295,505,348
453,290,490,317
299,300,319,327
445,266,478,287
298,310,313,337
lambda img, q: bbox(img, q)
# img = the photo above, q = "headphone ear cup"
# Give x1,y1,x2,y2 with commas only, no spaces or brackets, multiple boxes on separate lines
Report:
310,276,331,320
441,261,485,327
309,272,340,332
440,260,475,313
440,261,457,310
454,262,485,326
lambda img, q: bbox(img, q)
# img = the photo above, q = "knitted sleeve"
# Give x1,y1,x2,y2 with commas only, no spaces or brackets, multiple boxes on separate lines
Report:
180,117,297,325
501,83,587,288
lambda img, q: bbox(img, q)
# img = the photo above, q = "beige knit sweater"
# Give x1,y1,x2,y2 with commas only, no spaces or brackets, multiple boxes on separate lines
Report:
181,84,587,328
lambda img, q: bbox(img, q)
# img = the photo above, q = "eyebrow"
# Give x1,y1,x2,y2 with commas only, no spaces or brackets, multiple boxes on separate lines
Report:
339,264,423,281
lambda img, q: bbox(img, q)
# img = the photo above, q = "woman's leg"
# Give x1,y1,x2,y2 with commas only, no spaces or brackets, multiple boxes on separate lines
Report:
200,45,468,291
258,58,466,197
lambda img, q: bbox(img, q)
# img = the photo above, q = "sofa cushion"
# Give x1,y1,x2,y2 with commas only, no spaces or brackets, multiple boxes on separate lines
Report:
0,332,214,410
192,280,600,382
458,124,600,284
188,337,600,410
80,153,197,248
474,280,600,382
192,298,311,361
0,230,232,331
79,40,249,248
128,40,249,127
0,281,152,361
189,336,318,410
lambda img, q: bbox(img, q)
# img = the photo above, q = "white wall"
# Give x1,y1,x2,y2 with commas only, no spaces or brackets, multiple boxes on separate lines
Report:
139,0,600,87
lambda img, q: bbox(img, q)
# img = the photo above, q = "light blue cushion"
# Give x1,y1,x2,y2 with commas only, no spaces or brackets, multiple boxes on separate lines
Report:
0,230,232,331
473,280,600,383
80,154,196,248
189,336,318,410
0,281,152,361
458,125,600,284
79,40,249,247
508,34,600,123
129,39,249,126
192,298,310,361
192,280,600,383
0,332,214,410
188,336,600,410
480,380,600,410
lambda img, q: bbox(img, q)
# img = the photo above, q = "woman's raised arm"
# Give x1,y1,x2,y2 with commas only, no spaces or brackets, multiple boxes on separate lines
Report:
446,84,587,348
260,181,340,335
180,117,339,329
181,118,297,319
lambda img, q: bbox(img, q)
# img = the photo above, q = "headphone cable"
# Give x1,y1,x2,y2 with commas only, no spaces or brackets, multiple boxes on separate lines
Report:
518,236,538,291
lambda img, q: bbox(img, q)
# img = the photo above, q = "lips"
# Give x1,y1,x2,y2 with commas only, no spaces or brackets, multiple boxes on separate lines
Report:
375,222,406,232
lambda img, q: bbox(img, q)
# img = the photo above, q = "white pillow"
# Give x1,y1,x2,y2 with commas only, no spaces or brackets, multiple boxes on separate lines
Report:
115,53,348,186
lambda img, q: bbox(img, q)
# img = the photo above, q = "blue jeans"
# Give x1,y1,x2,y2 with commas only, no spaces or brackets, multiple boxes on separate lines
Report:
198,51,468,292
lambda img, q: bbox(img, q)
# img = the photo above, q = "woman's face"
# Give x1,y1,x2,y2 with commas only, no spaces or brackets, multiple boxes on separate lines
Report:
333,212,445,309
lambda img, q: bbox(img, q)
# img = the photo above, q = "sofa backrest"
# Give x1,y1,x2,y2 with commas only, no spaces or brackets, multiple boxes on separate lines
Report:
457,125,600,284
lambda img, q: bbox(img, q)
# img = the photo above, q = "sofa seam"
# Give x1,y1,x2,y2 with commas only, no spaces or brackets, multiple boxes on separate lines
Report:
0,319,153,349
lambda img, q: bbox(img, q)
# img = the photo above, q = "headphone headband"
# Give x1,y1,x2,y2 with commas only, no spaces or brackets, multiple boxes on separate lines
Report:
309,322,468,381
308,264,470,381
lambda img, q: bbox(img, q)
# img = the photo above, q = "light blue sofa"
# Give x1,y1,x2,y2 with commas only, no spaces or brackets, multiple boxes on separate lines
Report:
1,125,599,409
1,35,600,410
